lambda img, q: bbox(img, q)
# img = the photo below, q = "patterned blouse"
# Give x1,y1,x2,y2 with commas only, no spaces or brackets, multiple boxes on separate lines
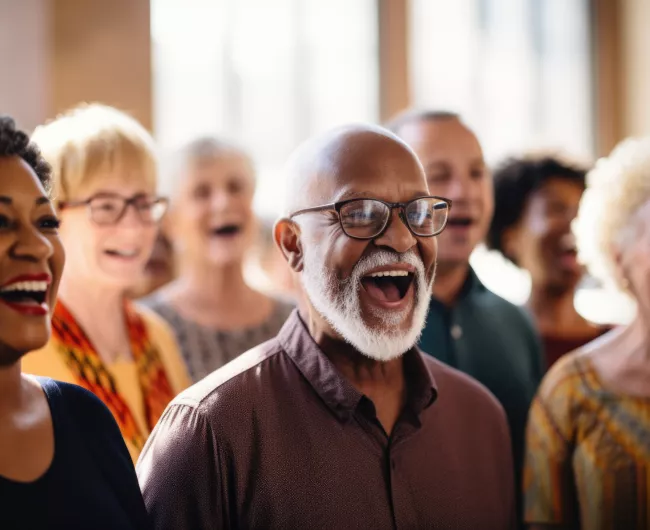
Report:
524,352,650,529
22,300,190,461
141,294,294,382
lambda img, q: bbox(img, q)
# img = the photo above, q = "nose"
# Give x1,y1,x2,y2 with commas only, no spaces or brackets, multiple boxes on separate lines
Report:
11,223,54,262
373,208,417,254
210,190,231,211
118,203,146,229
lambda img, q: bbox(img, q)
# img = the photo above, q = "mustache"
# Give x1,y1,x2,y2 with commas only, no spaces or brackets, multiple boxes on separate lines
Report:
343,250,426,286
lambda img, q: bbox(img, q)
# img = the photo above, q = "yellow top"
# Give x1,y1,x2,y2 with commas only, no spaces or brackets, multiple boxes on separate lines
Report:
22,301,190,462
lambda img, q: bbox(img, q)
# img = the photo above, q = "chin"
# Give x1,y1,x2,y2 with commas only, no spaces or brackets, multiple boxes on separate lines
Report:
0,334,50,365
206,252,245,267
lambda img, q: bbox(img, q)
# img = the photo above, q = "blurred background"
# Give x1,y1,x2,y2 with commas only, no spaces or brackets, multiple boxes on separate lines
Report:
1,0,645,323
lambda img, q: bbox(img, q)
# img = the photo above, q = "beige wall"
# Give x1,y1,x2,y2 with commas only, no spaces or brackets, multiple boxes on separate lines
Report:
0,0,51,131
52,0,152,130
0,0,151,132
620,0,650,138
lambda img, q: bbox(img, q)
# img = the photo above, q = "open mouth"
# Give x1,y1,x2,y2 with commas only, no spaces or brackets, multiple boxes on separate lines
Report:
0,280,49,315
447,217,473,228
361,270,415,304
211,224,242,238
558,248,579,269
105,249,140,259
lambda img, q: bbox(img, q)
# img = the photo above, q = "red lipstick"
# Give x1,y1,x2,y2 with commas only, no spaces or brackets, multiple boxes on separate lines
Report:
0,273,52,317
0,273,52,288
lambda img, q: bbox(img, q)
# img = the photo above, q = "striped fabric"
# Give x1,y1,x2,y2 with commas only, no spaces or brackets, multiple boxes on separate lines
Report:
524,352,650,529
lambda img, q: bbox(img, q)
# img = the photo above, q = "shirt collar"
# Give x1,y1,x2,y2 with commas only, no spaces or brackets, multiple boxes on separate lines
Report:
278,310,438,422
431,266,486,310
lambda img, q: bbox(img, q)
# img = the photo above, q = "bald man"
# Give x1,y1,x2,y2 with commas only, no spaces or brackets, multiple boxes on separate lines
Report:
137,125,515,529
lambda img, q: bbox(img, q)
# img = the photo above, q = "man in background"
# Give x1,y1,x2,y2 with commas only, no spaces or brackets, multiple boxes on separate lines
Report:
390,110,544,521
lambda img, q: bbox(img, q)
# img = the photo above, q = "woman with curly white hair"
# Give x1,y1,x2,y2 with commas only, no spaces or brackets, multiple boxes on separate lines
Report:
523,138,650,529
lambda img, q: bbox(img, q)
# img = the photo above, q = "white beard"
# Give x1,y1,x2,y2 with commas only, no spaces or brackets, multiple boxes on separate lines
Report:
301,246,433,361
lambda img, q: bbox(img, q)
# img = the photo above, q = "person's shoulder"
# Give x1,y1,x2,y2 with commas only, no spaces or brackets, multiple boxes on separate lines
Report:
41,378,126,438
136,286,177,320
472,279,540,346
477,283,533,323
47,378,112,415
421,354,505,415
131,301,191,391
134,299,175,331
536,349,587,401
133,301,182,355
171,337,285,411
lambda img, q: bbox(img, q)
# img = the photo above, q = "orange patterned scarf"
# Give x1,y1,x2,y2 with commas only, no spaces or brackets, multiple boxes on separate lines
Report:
51,300,175,453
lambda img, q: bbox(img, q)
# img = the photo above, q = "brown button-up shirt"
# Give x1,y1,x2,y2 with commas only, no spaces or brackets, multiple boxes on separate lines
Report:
137,311,515,529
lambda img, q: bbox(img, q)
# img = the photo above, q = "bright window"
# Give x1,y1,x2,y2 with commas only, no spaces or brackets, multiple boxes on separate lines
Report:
151,0,379,217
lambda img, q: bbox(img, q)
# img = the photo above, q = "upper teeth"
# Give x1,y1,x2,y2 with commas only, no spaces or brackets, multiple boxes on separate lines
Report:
0,281,48,292
368,271,409,278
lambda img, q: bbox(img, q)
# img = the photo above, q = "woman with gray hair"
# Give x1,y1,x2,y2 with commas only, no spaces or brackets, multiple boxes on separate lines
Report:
523,138,650,529
141,138,293,382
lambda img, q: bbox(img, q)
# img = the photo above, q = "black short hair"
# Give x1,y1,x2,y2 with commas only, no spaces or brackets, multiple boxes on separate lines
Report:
385,109,460,135
0,115,51,193
487,156,587,263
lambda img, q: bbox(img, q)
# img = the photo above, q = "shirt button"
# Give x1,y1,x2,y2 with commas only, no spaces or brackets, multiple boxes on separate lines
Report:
451,324,462,340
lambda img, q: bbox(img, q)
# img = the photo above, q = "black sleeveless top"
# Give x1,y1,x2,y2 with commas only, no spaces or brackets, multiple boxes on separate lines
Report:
0,377,150,529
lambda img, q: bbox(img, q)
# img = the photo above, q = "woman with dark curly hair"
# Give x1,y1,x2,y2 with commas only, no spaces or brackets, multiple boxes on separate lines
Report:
487,156,609,368
0,116,150,529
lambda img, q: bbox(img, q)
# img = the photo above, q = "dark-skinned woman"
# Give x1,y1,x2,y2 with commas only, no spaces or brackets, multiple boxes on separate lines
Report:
0,116,149,529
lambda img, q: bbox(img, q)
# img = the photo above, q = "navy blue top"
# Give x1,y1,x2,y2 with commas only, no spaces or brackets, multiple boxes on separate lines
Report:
0,377,150,530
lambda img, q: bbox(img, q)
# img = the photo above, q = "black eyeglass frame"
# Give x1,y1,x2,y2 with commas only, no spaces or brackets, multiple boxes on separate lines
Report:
289,195,453,240
58,193,169,226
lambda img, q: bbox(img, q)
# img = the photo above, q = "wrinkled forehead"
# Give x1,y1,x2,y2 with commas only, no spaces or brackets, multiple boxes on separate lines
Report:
308,136,428,204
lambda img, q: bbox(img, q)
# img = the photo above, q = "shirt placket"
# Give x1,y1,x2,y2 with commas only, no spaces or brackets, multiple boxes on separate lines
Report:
388,429,420,530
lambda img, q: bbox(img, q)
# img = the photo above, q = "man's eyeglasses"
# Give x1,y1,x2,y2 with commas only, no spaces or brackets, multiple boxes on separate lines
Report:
59,193,169,226
289,196,452,240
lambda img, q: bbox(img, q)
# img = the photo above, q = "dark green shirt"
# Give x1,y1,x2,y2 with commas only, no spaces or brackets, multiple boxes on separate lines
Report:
419,268,544,503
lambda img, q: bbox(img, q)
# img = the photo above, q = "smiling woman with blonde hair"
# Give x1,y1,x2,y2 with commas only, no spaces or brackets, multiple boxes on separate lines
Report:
524,137,650,529
22,104,190,461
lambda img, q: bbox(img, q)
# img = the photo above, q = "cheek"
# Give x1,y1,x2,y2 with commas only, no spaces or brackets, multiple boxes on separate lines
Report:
330,239,367,281
419,238,437,273
179,204,210,232
50,237,66,282
139,225,159,253
60,218,102,262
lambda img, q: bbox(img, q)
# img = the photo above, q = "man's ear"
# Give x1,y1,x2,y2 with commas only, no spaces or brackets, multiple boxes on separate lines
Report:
274,218,304,273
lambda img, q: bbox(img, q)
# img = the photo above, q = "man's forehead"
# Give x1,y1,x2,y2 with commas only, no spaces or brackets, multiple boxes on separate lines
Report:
287,126,424,206
398,119,483,161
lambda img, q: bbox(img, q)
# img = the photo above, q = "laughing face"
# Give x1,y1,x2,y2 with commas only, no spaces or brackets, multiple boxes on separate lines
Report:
396,117,492,267
58,172,159,291
504,177,584,293
169,153,256,267
0,157,65,363
284,129,438,361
